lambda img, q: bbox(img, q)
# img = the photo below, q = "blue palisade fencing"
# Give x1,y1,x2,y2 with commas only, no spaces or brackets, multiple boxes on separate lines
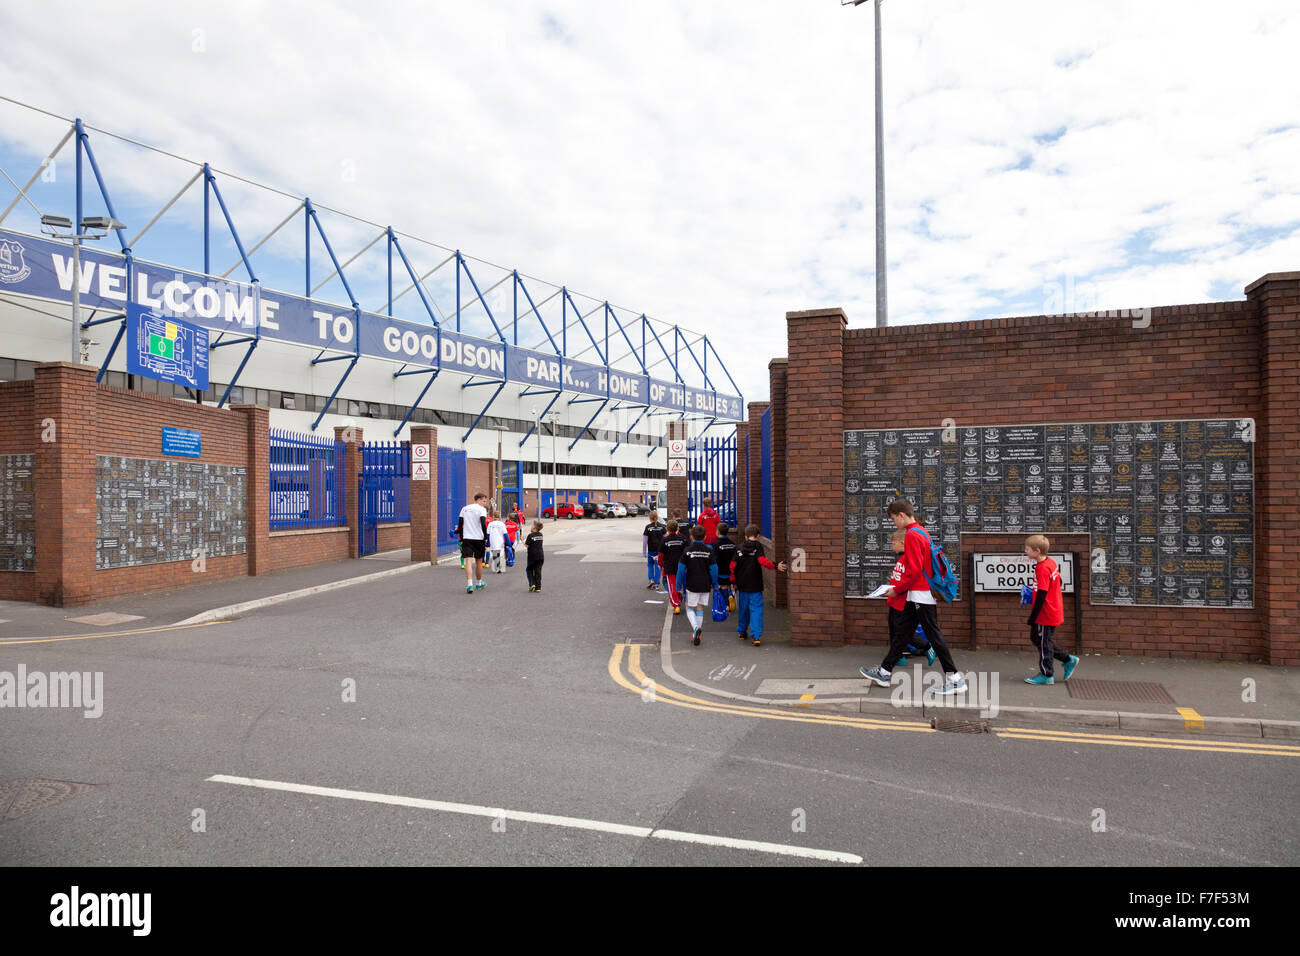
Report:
269,428,346,530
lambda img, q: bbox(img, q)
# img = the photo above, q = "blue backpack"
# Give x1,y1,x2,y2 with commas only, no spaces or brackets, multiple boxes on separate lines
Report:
908,526,960,602
712,588,730,622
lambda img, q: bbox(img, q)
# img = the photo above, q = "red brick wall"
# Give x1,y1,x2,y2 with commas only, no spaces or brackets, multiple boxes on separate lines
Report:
666,421,688,519
786,310,847,644
742,401,770,530
0,380,34,453
1254,273,1300,665
14,363,428,608
773,280,1296,663
377,523,411,552
467,458,494,505
768,360,789,607
268,528,350,570
409,426,439,562
74,376,258,604
735,419,750,529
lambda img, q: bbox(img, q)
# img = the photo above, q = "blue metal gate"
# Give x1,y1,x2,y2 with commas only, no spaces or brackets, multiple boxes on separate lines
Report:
358,440,410,557
687,433,737,527
438,447,467,556
760,407,772,540
358,475,379,556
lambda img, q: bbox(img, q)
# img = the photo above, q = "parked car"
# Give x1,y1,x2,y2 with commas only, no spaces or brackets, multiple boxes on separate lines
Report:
579,501,599,517
607,502,627,517
542,502,582,519
623,501,646,516
591,502,614,518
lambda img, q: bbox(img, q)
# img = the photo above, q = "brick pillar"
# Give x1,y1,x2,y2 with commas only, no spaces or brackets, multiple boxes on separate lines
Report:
734,419,750,530
409,425,439,562
1249,271,1300,665
784,308,848,646
666,419,688,521
746,401,770,533
236,404,271,575
336,425,363,559
768,360,789,608
33,363,98,606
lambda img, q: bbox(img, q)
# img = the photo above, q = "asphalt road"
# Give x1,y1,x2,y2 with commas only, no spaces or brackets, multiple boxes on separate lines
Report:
2,518,1297,866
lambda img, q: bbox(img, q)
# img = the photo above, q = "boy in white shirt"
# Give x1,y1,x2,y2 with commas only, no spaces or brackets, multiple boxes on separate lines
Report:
457,492,490,593
487,512,509,574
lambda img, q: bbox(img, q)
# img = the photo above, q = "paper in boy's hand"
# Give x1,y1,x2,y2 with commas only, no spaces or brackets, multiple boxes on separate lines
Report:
867,583,891,599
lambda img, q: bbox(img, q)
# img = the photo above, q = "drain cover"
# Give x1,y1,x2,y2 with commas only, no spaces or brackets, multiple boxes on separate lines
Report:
1065,679,1175,704
931,718,988,733
0,779,96,821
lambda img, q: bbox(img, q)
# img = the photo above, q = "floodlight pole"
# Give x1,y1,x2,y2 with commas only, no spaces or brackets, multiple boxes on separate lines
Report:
534,407,543,522
873,0,887,328
845,0,887,328
549,414,558,521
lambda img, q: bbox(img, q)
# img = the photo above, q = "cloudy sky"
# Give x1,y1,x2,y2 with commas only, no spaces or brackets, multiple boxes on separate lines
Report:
1,0,1296,405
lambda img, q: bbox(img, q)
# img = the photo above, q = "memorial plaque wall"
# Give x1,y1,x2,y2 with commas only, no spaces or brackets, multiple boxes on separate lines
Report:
0,454,36,571
844,419,1253,608
97,455,248,569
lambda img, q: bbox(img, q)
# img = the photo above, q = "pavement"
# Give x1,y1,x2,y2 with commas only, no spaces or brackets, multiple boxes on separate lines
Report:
2,514,1297,742
663,603,1300,739
2,515,1297,870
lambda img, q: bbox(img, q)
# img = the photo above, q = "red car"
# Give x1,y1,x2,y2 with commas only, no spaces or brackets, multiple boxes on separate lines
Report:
542,502,582,519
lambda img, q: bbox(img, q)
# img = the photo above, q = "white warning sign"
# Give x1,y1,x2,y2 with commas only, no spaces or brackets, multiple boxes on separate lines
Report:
668,458,687,477
413,460,431,481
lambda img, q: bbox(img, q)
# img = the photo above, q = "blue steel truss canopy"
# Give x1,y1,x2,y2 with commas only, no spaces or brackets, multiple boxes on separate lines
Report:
0,101,744,442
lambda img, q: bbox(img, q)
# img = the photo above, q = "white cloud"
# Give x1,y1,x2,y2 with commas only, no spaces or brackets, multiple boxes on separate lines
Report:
0,0,1295,406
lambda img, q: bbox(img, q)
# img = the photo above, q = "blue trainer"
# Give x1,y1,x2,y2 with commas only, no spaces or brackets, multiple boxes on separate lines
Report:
1063,655,1080,681
1024,673,1055,685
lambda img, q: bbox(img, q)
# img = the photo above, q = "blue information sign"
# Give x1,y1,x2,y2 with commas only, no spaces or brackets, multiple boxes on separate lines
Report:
161,427,202,458
126,303,210,391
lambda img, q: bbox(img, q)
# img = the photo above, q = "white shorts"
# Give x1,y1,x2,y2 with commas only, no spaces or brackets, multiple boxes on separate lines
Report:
685,590,710,607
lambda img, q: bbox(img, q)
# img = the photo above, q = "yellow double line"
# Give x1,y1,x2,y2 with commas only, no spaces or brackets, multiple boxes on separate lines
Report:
610,643,1300,758
0,621,225,646
608,643,933,734
996,726,1300,757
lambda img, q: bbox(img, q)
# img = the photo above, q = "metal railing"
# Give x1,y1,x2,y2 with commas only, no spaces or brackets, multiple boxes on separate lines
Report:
361,440,411,523
270,428,345,530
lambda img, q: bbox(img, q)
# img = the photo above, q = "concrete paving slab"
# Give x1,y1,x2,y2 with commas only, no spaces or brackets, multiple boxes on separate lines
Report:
64,612,146,627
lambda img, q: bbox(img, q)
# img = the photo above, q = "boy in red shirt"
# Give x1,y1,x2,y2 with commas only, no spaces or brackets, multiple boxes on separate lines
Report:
859,498,965,693
1024,534,1078,684
697,498,721,545
882,530,935,668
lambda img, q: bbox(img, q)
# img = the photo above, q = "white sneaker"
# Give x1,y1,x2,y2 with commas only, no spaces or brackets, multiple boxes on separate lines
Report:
938,671,968,695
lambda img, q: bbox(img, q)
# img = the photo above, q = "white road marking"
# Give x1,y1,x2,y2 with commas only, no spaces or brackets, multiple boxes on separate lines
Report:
651,829,861,863
206,774,861,864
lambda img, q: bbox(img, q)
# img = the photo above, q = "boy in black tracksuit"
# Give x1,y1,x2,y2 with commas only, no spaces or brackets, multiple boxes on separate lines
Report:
676,525,718,646
731,524,787,646
712,524,738,612
524,520,545,592
642,510,667,591
658,519,687,615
